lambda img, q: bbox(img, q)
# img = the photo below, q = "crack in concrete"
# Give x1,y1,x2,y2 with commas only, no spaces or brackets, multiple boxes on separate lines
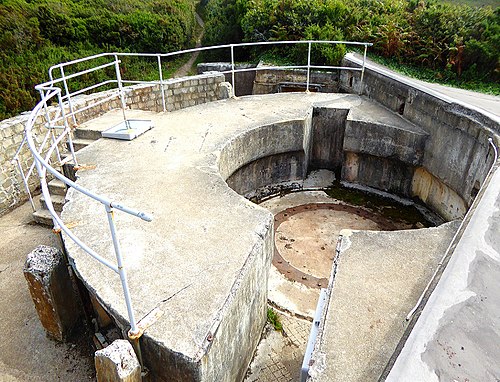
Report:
199,127,210,152
164,136,176,152
0,265,10,273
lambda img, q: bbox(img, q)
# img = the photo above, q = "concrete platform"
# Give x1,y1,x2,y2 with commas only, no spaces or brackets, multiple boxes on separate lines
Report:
59,90,499,381
61,92,423,381
308,222,459,382
385,162,500,382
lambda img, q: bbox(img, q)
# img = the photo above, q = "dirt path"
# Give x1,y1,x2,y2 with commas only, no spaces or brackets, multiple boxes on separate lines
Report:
0,198,95,381
173,12,205,78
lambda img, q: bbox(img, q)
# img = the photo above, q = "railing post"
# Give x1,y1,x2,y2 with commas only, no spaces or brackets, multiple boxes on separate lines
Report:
105,205,139,336
14,156,36,212
114,55,128,125
39,89,62,163
60,66,77,126
306,41,312,92
56,90,78,167
360,44,368,95
230,44,236,97
157,55,166,112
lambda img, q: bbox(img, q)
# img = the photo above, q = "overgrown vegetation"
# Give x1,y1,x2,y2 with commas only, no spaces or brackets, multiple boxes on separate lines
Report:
0,0,198,120
202,0,499,94
267,307,283,331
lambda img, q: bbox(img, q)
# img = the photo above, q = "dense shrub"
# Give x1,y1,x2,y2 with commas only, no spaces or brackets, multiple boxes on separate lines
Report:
203,0,499,88
0,0,197,120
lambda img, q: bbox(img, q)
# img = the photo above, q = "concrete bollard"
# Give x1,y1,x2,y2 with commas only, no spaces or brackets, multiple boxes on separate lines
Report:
95,340,142,382
23,245,80,341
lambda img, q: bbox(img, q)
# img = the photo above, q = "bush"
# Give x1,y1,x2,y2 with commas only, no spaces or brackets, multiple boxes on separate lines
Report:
202,0,499,88
0,0,197,120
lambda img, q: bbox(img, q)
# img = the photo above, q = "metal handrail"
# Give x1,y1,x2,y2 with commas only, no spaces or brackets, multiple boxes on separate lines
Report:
16,40,372,338
24,86,152,335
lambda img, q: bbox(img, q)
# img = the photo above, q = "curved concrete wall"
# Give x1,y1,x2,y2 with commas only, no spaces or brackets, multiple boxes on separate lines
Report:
220,119,312,197
219,76,497,222
341,55,498,220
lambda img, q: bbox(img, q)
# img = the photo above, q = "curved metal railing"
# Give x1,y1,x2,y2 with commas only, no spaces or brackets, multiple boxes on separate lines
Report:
25,86,152,335
14,40,372,336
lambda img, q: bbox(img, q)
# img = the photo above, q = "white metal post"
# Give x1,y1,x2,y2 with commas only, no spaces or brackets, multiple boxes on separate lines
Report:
360,44,368,94
307,42,312,92
231,45,236,97
60,66,77,125
105,205,139,336
14,157,36,212
157,55,166,112
57,91,78,166
114,55,128,126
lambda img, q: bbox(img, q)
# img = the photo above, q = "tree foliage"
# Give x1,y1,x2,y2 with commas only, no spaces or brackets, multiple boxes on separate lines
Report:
203,0,499,86
0,0,197,120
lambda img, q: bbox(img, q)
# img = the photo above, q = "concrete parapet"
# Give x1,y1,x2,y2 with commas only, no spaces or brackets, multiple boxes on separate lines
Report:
253,63,340,95
341,54,498,210
198,62,257,97
344,120,428,166
23,245,80,341
95,340,141,382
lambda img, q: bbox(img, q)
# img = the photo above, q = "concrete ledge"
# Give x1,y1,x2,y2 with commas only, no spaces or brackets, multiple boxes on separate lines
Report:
308,222,460,381
59,92,498,381
384,162,500,381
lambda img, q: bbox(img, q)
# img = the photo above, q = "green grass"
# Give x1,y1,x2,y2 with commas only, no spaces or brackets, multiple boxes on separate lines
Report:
363,52,500,96
267,308,283,332
440,0,499,7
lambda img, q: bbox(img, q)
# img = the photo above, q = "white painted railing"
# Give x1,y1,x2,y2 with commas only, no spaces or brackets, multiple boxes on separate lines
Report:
14,40,372,338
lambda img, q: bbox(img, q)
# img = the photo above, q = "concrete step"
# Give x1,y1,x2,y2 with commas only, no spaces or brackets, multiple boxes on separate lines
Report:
32,209,57,226
75,127,102,141
48,179,67,196
69,138,95,152
40,194,66,212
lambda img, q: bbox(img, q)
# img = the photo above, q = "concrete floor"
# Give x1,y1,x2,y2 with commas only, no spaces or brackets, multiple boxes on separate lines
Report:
0,196,95,381
245,312,311,382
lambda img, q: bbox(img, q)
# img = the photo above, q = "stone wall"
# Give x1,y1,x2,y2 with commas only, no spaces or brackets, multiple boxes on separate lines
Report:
0,72,231,215
253,64,340,95
198,63,257,97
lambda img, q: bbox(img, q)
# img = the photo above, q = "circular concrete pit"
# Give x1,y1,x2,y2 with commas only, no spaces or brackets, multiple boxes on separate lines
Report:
61,90,498,382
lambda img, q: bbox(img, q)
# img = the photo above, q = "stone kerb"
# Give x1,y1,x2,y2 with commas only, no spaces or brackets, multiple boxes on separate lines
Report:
0,71,230,215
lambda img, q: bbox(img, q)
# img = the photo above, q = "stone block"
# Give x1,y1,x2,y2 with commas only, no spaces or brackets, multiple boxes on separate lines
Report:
95,340,141,382
218,82,233,99
23,245,81,341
